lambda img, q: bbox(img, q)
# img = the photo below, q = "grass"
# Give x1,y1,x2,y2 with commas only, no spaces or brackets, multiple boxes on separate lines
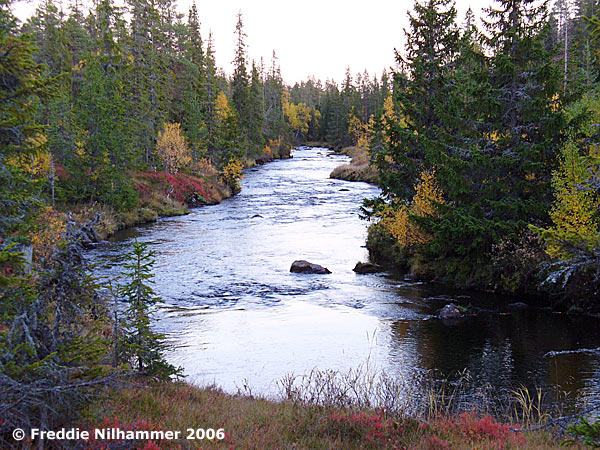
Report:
79,363,590,449
82,379,585,449
330,146,379,184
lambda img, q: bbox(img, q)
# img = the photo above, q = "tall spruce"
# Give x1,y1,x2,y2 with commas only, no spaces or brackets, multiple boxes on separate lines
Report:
231,11,250,138
375,0,460,199
248,60,264,143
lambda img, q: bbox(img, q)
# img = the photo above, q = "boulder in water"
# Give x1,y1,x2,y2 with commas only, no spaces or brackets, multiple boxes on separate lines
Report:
353,262,382,274
439,304,463,320
507,302,529,310
290,260,331,274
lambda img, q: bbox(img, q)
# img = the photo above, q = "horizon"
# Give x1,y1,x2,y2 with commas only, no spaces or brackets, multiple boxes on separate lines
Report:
11,0,485,85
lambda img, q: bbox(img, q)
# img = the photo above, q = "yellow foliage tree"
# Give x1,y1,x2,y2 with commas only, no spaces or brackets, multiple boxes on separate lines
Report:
6,133,50,178
221,158,244,194
380,170,445,247
215,91,233,122
156,123,191,174
282,91,314,139
535,139,600,258
348,115,373,148
383,95,395,123
381,95,408,143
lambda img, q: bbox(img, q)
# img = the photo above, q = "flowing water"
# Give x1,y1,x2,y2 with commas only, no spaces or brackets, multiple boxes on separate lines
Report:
89,147,600,414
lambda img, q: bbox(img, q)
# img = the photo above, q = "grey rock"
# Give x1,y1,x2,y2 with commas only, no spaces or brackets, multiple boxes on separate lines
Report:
290,260,331,274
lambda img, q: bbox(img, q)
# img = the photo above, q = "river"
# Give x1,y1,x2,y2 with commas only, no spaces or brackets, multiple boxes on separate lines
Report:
89,146,600,415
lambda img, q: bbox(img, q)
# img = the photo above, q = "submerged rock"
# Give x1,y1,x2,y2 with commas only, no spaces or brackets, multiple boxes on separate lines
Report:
507,302,529,310
290,260,331,274
439,304,463,320
353,262,382,274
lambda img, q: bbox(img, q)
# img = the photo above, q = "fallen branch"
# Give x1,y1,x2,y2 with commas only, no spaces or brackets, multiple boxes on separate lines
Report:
509,403,600,433
544,347,600,358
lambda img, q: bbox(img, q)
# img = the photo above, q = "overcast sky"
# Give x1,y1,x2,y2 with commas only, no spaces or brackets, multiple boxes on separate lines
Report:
12,0,486,84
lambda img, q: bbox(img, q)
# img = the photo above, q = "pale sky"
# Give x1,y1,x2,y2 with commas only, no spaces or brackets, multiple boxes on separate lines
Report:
12,0,486,84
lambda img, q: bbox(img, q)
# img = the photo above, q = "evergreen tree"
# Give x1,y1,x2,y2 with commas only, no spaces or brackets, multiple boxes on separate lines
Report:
375,0,460,199
204,31,219,155
70,0,136,208
231,11,250,137
248,60,264,143
263,50,285,141
0,0,49,238
118,240,181,380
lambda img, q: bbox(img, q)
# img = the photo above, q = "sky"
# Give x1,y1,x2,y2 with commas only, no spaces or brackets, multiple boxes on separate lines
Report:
12,0,485,84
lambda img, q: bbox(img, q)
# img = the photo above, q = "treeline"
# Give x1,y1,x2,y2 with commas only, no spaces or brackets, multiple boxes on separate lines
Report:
286,69,392,148
1,0,187,438
13,0,323,210
361,0,600,307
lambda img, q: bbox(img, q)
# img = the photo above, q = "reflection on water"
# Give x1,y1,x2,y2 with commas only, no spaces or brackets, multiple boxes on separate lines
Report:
90,147,600,413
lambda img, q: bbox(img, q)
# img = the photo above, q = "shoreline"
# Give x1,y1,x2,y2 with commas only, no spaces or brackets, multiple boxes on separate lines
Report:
79,379,583,449
330,146,379,185
66,150,293,244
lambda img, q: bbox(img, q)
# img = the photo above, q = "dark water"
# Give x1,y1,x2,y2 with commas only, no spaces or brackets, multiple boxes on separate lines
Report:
89,147,600,414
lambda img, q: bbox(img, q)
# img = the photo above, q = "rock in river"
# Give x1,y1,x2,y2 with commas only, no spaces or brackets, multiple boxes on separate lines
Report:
353,262,382,274
439,304,463,320
290,260,331,274
507,302,529,310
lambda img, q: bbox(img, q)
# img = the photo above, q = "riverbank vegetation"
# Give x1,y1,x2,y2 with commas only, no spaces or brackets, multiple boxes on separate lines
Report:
2,0,600,446
330,146,379,184
87,379,585,449
346,0,600,310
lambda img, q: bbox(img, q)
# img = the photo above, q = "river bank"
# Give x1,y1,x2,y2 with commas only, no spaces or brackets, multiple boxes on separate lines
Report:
84,380,584,449
63,148,292,242
330,146,379,184
89,147,600,422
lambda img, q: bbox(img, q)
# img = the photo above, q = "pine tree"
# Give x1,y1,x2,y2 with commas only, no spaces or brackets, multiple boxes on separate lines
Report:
126,0,167,165
424,0,566,273
0,0,50,238
479,0,564,224
263,50,285,141
204,31,219,155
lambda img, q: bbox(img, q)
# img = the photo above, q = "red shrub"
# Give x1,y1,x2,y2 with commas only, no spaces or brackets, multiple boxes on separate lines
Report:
435,412,525,447
328,411,404,444
136,172,212,205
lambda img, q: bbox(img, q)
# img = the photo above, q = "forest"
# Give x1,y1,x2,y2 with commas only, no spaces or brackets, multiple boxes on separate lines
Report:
1,0,600,447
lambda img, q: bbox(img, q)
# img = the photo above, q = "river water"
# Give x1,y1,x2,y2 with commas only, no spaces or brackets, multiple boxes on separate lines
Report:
90,147,600,414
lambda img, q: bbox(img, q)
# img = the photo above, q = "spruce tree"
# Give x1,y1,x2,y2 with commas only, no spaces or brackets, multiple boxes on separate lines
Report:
248,60,265,144
375,0,460,200
70,0,136,208
118,240,181,380
231,11,250,138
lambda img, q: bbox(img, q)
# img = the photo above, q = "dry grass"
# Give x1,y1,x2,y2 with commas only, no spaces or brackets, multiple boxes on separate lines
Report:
79,379,585,450
330,146,379,184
